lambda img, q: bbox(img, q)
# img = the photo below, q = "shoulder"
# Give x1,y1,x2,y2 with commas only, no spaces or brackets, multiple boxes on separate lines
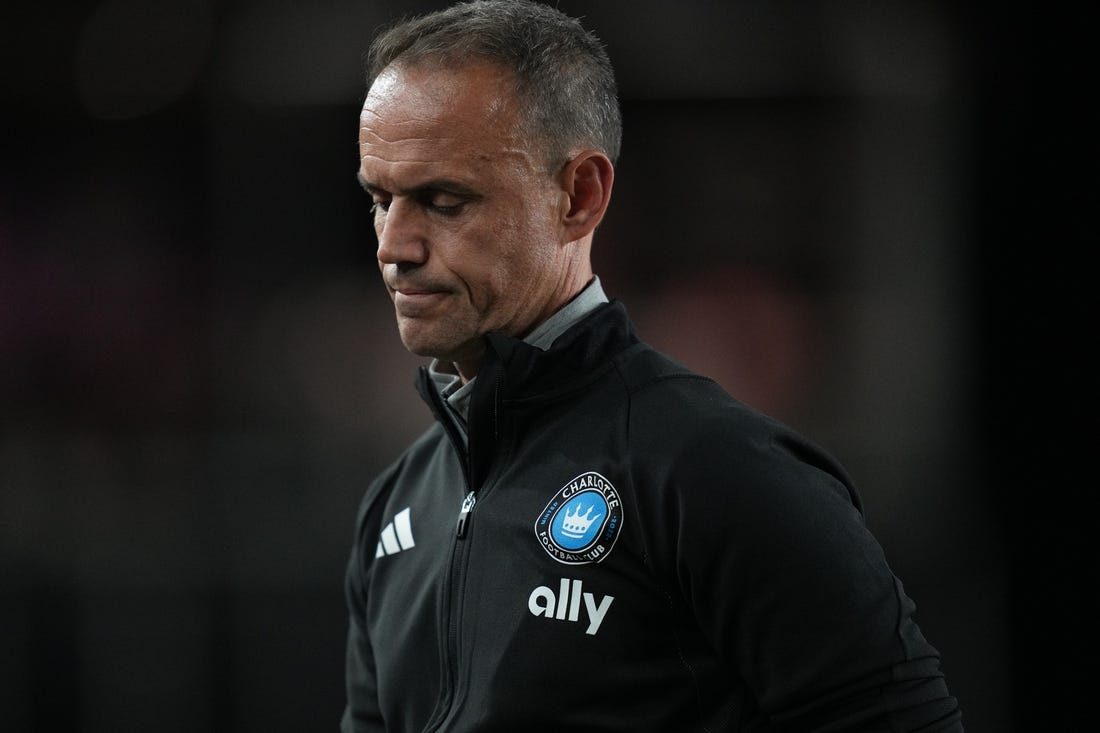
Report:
616,342,859,511
353,422,449,528
615,342,786,444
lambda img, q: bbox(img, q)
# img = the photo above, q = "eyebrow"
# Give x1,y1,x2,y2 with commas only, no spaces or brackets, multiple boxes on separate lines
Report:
356,171,481,199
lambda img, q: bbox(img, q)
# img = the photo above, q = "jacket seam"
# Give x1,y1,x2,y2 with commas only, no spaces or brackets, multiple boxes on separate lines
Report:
626,371,718,397
614,358,714,732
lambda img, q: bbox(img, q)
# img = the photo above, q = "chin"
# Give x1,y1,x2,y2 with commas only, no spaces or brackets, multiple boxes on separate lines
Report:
399,331,482,365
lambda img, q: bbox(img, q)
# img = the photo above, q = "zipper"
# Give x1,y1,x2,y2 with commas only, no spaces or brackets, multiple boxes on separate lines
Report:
456,490,477,538
415,370,473,732
417,360,504,731
422,489,478,732
452,366,500,539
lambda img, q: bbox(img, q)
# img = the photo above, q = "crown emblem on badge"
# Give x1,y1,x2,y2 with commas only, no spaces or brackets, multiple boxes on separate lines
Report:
560,503,602,538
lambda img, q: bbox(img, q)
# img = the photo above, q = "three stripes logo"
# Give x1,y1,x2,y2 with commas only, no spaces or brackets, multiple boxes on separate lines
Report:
375,507,416,558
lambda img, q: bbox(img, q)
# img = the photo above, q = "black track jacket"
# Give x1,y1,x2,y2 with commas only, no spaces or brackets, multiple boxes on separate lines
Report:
342,301,962,732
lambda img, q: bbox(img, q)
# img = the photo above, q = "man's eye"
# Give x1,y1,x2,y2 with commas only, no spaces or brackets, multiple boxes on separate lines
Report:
425,192,466,215
371,199,390,214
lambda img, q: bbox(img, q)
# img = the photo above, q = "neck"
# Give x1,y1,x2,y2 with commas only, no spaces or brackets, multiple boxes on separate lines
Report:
450,251,595,384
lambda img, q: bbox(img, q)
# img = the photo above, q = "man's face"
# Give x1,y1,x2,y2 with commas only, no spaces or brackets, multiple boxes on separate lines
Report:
358,60,571,377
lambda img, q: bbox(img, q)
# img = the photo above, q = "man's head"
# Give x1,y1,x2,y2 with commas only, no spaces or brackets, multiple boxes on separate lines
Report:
359,0,620,380
366,0,621,170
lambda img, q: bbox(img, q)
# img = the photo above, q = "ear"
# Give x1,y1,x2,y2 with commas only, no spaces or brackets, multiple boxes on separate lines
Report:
560,150,614,242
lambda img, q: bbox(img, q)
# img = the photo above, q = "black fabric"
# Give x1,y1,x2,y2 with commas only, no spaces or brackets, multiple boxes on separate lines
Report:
342,301,962,732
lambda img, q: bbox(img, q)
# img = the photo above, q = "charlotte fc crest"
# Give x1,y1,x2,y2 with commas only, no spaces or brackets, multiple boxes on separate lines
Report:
534,471,623,565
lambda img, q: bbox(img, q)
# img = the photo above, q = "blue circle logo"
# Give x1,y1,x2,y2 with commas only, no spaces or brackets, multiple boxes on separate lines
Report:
534,472,623,565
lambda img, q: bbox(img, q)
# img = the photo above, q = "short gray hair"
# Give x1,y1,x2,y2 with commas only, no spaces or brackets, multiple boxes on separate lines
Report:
366,0,622,168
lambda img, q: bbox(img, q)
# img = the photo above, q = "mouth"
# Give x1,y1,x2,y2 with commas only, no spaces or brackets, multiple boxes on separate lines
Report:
391,286,449,315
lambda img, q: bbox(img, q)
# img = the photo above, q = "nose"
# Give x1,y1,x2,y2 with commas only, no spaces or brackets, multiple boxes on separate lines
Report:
376,198,428,267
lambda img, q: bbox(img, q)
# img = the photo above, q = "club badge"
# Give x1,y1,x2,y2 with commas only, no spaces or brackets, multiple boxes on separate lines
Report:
534,471,623,565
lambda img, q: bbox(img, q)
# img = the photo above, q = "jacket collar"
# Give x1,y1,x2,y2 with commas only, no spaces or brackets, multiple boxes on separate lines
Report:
416,300,638,407
414,301,639,488
482,300,639,402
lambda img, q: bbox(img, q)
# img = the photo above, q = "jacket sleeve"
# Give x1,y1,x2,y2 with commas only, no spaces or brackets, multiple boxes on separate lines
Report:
636,385,963,731
340,483,388,733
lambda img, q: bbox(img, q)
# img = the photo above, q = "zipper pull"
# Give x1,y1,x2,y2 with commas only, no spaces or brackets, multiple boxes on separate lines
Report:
456,491,477,538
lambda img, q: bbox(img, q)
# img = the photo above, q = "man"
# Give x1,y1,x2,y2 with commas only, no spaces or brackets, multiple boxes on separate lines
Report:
343,1,963,731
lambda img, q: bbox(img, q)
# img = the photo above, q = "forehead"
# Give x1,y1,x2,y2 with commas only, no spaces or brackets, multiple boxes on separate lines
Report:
358,61,531,181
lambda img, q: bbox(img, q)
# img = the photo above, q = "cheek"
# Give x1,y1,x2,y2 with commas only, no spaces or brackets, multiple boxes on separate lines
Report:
469,253,515,306
459,236,526,310
451,188,558,306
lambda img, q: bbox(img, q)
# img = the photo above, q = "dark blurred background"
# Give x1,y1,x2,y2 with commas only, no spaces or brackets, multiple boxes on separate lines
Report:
1,1,1093,731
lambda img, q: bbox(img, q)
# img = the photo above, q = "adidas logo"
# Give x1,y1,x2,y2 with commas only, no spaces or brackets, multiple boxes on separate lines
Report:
528,578,614,635
375,507,415,557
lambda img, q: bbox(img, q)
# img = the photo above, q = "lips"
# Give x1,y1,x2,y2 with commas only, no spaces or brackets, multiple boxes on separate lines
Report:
391,286,449,316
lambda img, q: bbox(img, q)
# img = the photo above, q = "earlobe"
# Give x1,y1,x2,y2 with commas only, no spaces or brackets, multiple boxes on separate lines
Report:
562,151,614,241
